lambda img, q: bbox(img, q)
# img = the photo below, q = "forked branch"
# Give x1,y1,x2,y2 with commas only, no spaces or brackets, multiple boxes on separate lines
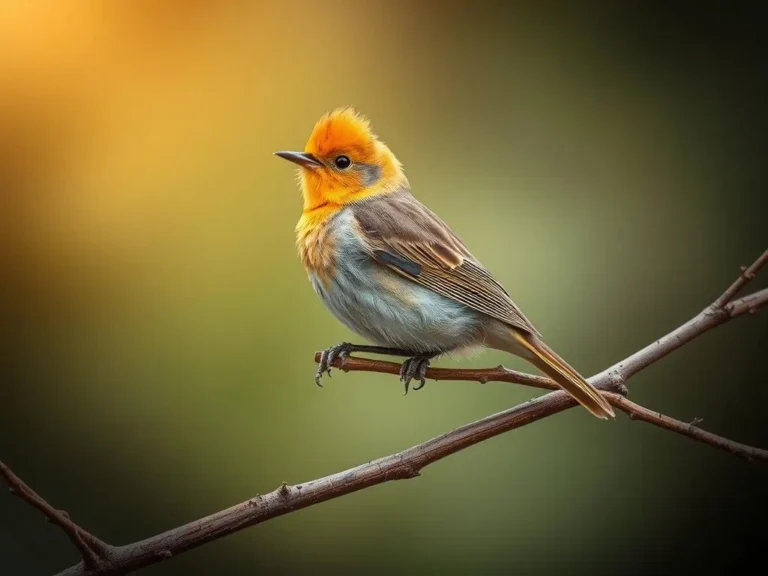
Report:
1,249,765,576
0,461,112,570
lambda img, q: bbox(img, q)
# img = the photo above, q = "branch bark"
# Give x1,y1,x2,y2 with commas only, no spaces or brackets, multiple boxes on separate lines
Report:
714,248,768,308
604,393,768,461
1,250,765,576
0,461,111,570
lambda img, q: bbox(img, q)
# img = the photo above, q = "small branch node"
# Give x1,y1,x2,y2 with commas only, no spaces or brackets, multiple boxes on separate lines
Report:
739,266,755,280
689,417,704,427
703,303,721,317
607,370,626,392
278,482,291,498
156,549,173,560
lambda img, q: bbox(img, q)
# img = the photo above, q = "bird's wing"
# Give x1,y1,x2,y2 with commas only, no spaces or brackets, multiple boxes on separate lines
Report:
351,189,541,336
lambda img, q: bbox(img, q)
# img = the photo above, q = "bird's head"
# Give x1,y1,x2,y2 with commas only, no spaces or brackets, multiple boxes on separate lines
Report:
275,107,407,211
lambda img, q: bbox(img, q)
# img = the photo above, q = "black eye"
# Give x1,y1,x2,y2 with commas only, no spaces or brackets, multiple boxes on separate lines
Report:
334,155,351,169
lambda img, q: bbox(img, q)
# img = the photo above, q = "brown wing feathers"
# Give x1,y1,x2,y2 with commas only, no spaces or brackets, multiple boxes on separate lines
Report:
354,190,539,336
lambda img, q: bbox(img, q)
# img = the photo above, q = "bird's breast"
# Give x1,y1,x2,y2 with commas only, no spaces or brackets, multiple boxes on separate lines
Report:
297,208,483,353
295,206,344,287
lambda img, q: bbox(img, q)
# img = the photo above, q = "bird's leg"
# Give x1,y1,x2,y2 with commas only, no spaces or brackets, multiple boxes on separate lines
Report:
315,342,416,386
399,353,438,395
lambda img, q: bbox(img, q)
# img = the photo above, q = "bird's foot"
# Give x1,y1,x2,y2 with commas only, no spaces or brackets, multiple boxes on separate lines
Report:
315,342,354,386
399,354,434,395
314,343,417,387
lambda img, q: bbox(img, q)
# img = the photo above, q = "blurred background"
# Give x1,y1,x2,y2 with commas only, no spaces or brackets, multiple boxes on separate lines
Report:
1,1,766,574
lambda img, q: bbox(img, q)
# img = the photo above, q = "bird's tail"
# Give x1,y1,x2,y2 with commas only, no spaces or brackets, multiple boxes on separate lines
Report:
510,330,615,420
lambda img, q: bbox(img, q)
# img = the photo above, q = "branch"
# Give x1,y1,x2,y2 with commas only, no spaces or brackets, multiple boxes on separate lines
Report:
604,394,768,461
714,248,768,308
313,356,559,391
727,287,768,317
0,461,112,570
1,250,762,576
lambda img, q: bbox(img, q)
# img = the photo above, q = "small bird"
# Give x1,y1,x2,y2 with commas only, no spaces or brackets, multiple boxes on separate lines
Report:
275,107,614,419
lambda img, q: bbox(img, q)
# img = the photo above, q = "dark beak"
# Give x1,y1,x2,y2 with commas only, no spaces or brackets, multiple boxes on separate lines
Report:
274,150,323,169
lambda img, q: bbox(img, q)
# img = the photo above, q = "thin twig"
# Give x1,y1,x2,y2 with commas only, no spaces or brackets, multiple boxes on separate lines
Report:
0,461,112,569
714,248,768,308
727,287,768,317
313,356,558,391
605,393,768,461
588,283,768,386
44,249,767,576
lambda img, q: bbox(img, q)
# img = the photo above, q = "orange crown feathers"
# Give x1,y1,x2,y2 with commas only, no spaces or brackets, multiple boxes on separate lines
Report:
304,107,379,159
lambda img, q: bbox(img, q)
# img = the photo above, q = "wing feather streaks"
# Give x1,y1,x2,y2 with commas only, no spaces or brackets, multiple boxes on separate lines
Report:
353,189,540,336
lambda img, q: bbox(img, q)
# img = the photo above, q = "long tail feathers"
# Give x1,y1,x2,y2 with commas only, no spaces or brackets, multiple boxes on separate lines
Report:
511,331,615,420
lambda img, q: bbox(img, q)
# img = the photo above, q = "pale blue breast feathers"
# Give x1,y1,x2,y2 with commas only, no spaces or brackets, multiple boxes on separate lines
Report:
307,209,482,354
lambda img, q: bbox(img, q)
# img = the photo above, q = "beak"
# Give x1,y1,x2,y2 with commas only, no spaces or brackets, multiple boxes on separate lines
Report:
274,150,323,169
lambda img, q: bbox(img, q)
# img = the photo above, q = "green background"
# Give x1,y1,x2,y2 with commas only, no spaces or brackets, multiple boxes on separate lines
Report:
2,2,766,575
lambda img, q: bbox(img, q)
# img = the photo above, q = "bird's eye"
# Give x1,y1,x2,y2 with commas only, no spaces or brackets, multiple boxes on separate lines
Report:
334,155,351,169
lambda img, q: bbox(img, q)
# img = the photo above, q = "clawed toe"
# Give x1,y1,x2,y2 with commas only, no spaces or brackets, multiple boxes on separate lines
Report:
326,344,351,370
315,342,353,386
399,355,432,395
314,344,435,394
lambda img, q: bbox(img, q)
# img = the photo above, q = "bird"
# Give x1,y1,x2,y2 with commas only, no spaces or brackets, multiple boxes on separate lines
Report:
275,107,615,419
